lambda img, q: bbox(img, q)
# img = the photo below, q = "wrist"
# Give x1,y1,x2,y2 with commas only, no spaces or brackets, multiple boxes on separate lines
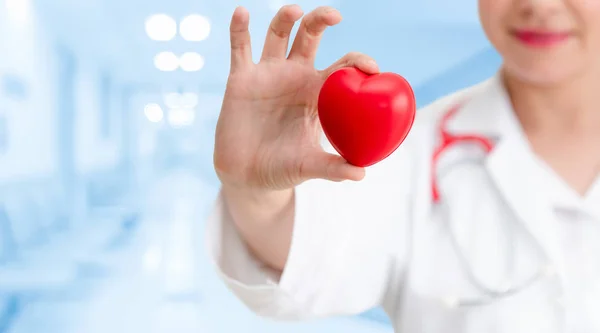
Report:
222,183,293,204
221,183,295,223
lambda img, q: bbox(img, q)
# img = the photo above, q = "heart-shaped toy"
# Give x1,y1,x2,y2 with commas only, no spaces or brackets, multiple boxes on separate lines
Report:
317,67,416,167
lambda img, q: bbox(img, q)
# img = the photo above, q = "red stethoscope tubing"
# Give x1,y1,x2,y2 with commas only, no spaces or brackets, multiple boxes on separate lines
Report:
431,104,496,203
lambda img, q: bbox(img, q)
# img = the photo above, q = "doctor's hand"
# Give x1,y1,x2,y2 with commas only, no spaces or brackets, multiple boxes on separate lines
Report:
214,5,379,192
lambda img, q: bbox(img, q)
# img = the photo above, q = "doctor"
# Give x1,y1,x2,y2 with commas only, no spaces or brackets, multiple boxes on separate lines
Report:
209,0,600,332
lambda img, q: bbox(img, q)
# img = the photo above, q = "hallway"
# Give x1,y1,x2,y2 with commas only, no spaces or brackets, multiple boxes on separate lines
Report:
6,170,393,333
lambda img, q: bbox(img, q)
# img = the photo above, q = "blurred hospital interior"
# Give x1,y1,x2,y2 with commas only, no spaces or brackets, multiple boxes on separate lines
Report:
0,0,501,332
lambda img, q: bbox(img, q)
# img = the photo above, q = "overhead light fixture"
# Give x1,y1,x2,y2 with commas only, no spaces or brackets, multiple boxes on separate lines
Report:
5,0,31,25
144,103,164,123
145,14,177,41
179,14,211,41
179,52,204,72
180,92,198,108
154,52,179,71
168,108,195,127
163,92,181,109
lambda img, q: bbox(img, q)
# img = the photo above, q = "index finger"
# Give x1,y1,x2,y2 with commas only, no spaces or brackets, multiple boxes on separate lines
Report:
287,6,342,64
229,6,253,71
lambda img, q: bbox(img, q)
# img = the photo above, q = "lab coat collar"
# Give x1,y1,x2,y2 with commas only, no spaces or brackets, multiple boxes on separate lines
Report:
584,180,600,221
444,72,524,142
485,136,564,279
537,162,600,222
447,72,600,222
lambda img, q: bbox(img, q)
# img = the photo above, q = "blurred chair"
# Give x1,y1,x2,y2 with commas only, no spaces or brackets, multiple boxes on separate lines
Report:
0,196,78,296
82,169,141,251
28,186,69,234
20,172,141,274
0,173,137,293
0,172,141,332
0,199,74,333
17,187,117,272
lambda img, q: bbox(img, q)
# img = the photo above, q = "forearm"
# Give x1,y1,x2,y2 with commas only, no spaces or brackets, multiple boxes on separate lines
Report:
221,184,295,272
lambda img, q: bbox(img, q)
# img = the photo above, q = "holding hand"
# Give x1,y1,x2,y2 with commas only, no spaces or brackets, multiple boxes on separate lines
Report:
214,5,380,191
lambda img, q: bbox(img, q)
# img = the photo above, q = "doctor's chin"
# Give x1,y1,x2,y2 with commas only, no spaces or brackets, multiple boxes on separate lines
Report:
2,0,597,332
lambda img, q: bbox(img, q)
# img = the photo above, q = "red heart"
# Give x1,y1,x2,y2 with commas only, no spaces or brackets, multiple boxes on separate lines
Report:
317,67,416,167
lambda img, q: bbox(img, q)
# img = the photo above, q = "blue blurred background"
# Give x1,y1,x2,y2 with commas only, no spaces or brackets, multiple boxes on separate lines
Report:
0,0,502,332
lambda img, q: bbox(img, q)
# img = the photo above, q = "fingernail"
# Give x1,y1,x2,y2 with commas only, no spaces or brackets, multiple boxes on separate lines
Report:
365,60,379,71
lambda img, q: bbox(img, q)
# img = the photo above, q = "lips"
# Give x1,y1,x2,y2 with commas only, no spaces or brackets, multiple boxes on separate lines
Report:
513,29,571,47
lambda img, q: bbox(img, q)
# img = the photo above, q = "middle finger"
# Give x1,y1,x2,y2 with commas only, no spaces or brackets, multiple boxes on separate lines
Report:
261,5,304,61
287,6,342,64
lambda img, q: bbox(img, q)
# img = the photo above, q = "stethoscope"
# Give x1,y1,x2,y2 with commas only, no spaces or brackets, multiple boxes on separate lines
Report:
430,103,552,308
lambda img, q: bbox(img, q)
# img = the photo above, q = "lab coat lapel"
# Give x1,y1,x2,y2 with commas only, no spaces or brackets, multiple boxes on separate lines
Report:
584,178,600,221
485,137,561,270
449,73,562,272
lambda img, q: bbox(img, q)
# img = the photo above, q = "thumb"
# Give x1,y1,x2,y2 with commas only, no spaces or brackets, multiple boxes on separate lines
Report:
320,51,379,78
299,150,366,182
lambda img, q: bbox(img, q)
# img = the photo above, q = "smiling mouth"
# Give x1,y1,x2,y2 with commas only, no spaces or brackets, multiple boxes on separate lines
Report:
511,29,572,48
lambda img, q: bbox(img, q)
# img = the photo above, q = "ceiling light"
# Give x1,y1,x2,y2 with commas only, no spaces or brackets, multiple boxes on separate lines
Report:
163,93,181,109
168,108,195,127
5,0,31,25
179,52,204,72
154,52,179,71
180,93,198,108
145,14,177,41
179,14,211,41
144,103,164,123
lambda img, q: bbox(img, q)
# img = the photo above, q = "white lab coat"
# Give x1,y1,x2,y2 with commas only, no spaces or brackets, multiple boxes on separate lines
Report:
206,72,600,333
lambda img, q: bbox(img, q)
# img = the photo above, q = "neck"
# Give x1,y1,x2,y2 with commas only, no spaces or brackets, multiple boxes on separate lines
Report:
501,67,600,136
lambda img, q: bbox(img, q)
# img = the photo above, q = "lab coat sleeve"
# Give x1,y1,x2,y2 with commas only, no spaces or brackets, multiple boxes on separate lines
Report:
206,143,414,320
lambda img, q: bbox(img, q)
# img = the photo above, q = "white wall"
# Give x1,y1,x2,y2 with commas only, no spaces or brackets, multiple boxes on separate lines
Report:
131,92,162,160
0,0,123,183
73,62,122,174
0,0,58,182
131,91,222,159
